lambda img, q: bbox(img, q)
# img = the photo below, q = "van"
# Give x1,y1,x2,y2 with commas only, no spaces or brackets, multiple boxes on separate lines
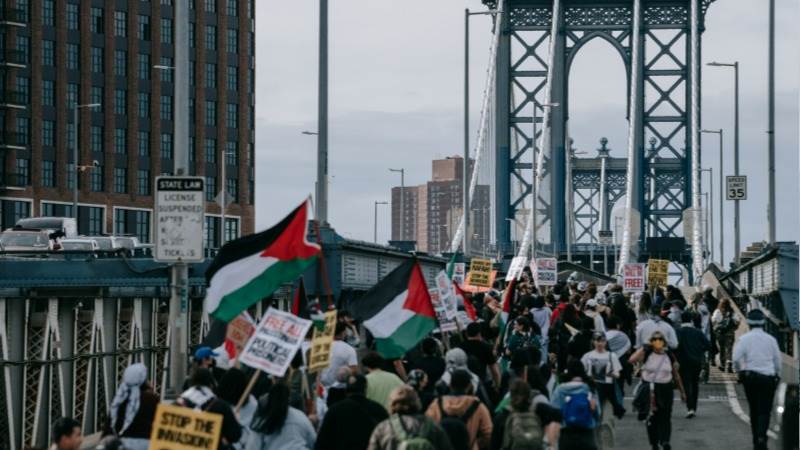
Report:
15,217,78,238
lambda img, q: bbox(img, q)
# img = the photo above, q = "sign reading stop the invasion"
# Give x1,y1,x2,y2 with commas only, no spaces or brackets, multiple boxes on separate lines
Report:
622,263,646,292
467,258,493,287
155,176,205,263
533,258,558,286
149,403,222,450
239,307,312,377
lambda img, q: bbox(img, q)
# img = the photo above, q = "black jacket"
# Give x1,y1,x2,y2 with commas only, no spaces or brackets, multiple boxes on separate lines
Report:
315,394,389,450
675,325,710,367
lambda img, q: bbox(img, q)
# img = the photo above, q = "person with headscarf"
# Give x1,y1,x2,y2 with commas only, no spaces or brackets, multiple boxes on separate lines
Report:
104,363,159,450
246,383,316,450
437,348,480,395
215,368,257,450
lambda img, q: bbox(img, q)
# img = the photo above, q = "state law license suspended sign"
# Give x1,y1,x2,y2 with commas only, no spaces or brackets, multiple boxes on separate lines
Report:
155,176,205,263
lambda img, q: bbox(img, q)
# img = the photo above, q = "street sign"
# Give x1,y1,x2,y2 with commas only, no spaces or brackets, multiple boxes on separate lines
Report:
155,176,205,263
726,176,747,200
598,230,613,246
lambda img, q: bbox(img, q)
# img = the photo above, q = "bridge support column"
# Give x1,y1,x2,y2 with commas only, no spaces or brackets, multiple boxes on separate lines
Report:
495,10,512,255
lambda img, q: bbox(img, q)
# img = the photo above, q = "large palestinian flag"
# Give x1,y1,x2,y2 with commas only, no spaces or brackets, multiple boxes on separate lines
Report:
205,199,321,322
351,259,436,358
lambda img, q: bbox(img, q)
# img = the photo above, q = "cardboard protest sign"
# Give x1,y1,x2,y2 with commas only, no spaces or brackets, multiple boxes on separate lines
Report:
308,310,338,372
435,271,457,320
467,258,493,287
505,256,527,281
451,262,466,285
461,270,497,293
239,307,312,377
622,263,646,292
224,312,255,360
647,259,670,287
430,288,457,332
532,258,558,286
149,403,222,450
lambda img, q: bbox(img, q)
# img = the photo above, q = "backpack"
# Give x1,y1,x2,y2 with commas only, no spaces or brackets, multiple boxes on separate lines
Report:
503,411,544,450
716,314,736,334
561,391,594,429
438,397,479,449
389,415,437,450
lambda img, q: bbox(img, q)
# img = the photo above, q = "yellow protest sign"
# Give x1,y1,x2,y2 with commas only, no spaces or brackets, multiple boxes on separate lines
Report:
149,403,222,450
647,259,670,287
467,258,493,287
308,310,338,372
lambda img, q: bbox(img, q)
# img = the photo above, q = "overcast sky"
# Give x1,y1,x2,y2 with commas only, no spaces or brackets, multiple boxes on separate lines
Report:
255,0,799,262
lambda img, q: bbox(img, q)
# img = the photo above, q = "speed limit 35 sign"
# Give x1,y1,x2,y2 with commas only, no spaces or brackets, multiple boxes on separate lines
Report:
726,175,747,200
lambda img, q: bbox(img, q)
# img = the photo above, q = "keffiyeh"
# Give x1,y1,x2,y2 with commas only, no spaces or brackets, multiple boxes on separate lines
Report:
110,363,148,434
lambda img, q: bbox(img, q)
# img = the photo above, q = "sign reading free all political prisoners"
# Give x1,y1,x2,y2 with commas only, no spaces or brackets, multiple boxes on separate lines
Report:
239,307,312,377
149,403,222,450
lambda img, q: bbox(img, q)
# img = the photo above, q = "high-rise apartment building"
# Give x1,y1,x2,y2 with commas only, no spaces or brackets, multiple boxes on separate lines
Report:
0,0,255,248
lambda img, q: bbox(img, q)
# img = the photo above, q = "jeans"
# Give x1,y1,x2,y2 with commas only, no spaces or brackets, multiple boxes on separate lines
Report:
679,362,702,411
560,427,598,450
742,372,778,450
717,333,735,367
645,383,674,447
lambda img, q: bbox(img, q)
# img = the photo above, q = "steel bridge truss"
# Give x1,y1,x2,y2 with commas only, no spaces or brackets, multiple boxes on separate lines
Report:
492,0,714,256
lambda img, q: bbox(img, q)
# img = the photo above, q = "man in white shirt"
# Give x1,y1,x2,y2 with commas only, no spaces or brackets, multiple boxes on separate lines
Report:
635,304,678,350
733,309,782,450
320,322,358,388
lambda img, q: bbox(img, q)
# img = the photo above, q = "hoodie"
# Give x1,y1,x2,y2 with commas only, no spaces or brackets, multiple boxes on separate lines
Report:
550,380,600,429
425,395,493,450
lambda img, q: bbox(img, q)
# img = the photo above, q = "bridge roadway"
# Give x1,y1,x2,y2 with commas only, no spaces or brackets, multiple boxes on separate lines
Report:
615,367,768,449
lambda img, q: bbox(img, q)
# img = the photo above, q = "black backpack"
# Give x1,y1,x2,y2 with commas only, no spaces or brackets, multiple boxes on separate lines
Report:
438,397,480,450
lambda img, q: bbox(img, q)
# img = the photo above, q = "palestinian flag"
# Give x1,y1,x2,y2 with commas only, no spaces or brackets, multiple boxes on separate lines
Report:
351,259,436,358
205,199,321,321
453,282,477,321
291,278,310,319
499,278,517,338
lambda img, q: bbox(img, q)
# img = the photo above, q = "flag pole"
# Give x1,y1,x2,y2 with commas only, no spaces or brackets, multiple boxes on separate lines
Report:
236,369,261,412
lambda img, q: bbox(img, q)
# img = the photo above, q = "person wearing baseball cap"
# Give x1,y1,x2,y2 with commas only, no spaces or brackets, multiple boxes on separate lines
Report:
733,308,782,450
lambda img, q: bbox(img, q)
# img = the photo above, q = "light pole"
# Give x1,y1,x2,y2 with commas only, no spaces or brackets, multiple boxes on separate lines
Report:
767,0,775,244
702,129,724,265
317,0,329,225
373,201,388,243
389,168,405,241
71,103,101,219
707,61,740,263
700,167,714,264
531,101,559,259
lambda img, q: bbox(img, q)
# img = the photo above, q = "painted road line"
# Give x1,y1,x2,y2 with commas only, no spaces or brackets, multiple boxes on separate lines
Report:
724,381,778,440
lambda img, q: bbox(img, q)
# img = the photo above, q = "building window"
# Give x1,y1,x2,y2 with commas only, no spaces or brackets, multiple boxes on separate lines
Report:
66,3,79,30
66,43,79,70
91,47,104,73
205,63,216,88
160,18,173,44
91,167,103,191
114,89,127,115
160,133,173,159
15,76,29,104
205,100,216,126
226,29,238,54
42,160,55,187
67,83,79,107
225,141,238,165
90,86,103,111
42,120,55,146
226,103,237,128
226,66,237,91
135,211,150,242
137,54,150,80
189,62,195,86
205,25,216,50
226,177,238,203
160,95,172,120
204,138,216,163
15,158,29,185
138,92,149,118
205,216,217,249
42,80,54,106
138,131,150,156
114,50,127,76
160,57,173,82
16,117,29,145
66,163,75,189
16,35,29,64
137,169,150,195
114,168,127,193
114,11,127,37
226,0,238,16
90,126,103,152
15,0,29,22
90,7,104,33
43,0,55,27
42,40,54,66
205,0,216,13
114,128,126,154
189,22,195,48
161,0,172,4
205,176,216,202
88,207,103,235
225,217,239,241
137,14,151,40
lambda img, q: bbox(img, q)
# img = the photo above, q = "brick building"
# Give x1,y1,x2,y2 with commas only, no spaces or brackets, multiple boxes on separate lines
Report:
0,0,255,248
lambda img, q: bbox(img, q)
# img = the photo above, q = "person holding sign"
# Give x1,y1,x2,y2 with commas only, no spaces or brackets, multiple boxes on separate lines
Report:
104,363,159,450
320,322,358,389
178,368,243,449
247,383,316,450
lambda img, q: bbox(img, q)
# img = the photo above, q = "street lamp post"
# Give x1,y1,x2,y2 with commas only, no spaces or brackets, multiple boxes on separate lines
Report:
702,129,724,265
707,61,740,263
317,0,329,225
389,168,405,241
71,103,101,219
373,201,388,243
700,168,714,264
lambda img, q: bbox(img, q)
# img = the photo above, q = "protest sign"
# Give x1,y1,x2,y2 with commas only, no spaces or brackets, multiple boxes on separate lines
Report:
435,271,457,320
647,259,670,287
308,310,338,372
451,262,466,285
239,307,312,377
467,258,493,287
622,263,646,292
462,270,497,293
149,403,222,450
224,312,255,360
430,288,457,332
532,258,558,286
505,256,527,281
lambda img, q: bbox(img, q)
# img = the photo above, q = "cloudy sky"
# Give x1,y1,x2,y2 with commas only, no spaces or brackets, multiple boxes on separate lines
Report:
255,0,799,262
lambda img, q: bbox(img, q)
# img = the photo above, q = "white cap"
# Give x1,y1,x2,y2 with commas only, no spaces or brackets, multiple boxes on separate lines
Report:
586,299,598,308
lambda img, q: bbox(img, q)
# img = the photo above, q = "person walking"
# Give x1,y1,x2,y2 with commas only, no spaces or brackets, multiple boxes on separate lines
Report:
363,352,405,412
246,383,316,450
635,304,678,350
315,373,389,450
675,311,709,418
494,379,561,450
712,298,740,373
368,385,453,450
51,417,83,450
733,309,782,450
551,360,600,450
426,369,493,450
320,322,359,388
629,331,686,450
178,368,243,449
105,363,159,450
581,332,624,449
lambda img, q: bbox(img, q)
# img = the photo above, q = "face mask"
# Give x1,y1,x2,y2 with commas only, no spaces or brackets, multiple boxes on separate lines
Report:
651,340,665,351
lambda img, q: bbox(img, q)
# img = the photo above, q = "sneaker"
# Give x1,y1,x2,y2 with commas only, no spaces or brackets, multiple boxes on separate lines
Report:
686,410,696,418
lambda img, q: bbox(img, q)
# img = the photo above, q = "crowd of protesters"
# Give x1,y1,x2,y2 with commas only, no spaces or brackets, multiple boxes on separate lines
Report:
49,268,784,450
